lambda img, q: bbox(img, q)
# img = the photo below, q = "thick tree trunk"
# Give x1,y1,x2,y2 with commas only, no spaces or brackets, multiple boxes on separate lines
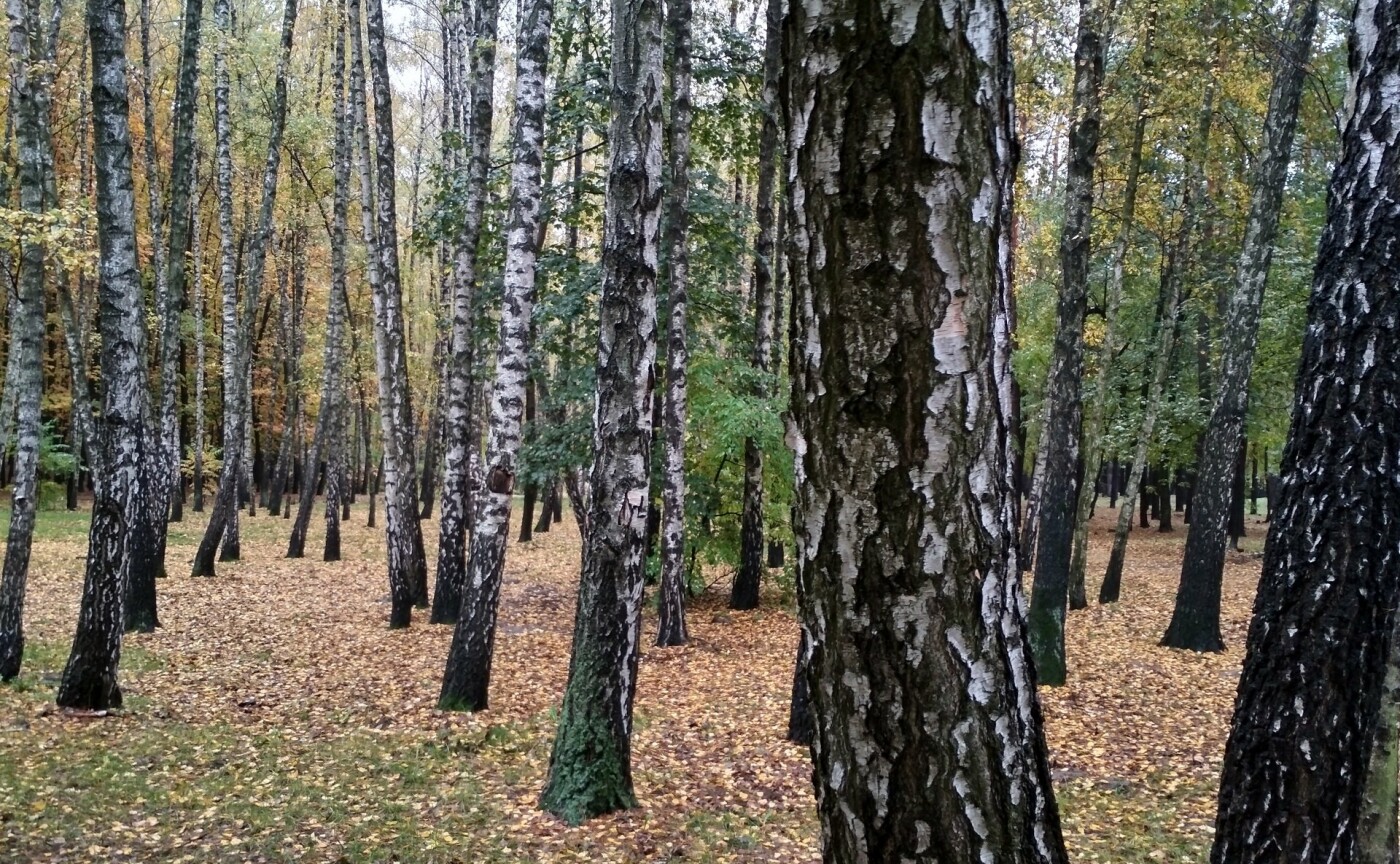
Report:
1027,0,1114,687
440,0,553,709
656,0,693,648
786,0,1068,856
432,0,500,625
1211,6,1400,856
1164,0,1319,653
57,0,153,710
538,0,662,822
0,0,51,681
730,0,780,611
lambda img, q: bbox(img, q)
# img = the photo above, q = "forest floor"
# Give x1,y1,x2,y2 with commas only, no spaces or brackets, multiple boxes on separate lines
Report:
0,499,1267,863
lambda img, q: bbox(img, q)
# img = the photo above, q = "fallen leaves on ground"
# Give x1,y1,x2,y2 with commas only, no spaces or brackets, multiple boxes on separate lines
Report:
0,503,1265,862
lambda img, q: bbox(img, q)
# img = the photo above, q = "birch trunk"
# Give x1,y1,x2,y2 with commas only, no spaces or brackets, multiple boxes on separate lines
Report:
0,0,52,681
439,0,553,710
1163,0,1320,653
786,0,1068,856
655,0,692,648
192,168,207,512
431,0,501,625
192,0,297,575
161,0,203,525
289,1,350,563
57,0,153,709
1100,70,1217,604
730,0,780,611
1027,0,1114,686
361,0,429,624
1211,4,1400,855
1067,7,1155,605
539,0,662,821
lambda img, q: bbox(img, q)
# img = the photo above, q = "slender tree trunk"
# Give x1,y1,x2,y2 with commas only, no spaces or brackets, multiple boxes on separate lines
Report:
1099,65,1217,605
432,0,500,625
1211,5,1400,855
1067,7,1155,605
361,0,428,624
786,0,1068,855
1020,398,1050,571
1164,0,1319,652
192,0,297,575
192,165,207,513
519,382,538,542
289,1,349,562
439,0,553,710
538,0,662,821
56,0,153,710
153,0,201,529
0,0,51,680
1027,0,1114,687
655,0,693,648
730,0,780,611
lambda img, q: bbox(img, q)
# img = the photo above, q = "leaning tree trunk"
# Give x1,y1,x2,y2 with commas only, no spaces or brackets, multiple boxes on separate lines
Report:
730,0,780,612
1099,61,1217,605
1066,6,1155,607
786,0,1068,857
191,165,207,513
1027,0,1114,687
191,0,239,577
362,0,428,624
1210,4,1400,857
439,0,553,711
56,0,154,710
431,0,500,625
192,0,296,576
288,2,349,562
0,0,52,681
655,0,692,648
160,0,202,526
1162,0,1320,653
538,0,662,823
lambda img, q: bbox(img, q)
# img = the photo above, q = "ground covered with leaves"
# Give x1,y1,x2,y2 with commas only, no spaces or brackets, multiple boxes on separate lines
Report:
0,502,1266,862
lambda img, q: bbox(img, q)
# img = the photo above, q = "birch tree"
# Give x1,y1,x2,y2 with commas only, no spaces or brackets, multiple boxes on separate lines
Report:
191,0,296,575
439,0,553,710
1163,0,1321,653
1211,2,1400,856
56,0,154,710
538,0,662,821
786,0,1071,857
431,0,501,625
655,0,692,648
730,0,780,611
361,0,429,624
289,1,350,562
0,0,54,681
1026,0,1114,686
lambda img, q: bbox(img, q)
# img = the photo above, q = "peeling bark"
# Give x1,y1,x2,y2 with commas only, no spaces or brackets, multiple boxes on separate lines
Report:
1164,0,1320,653
1211,3,1400,856
539,0,662,823
656,0,693,648
439,0,553,710
786,0,1068,858
57,0,153,710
